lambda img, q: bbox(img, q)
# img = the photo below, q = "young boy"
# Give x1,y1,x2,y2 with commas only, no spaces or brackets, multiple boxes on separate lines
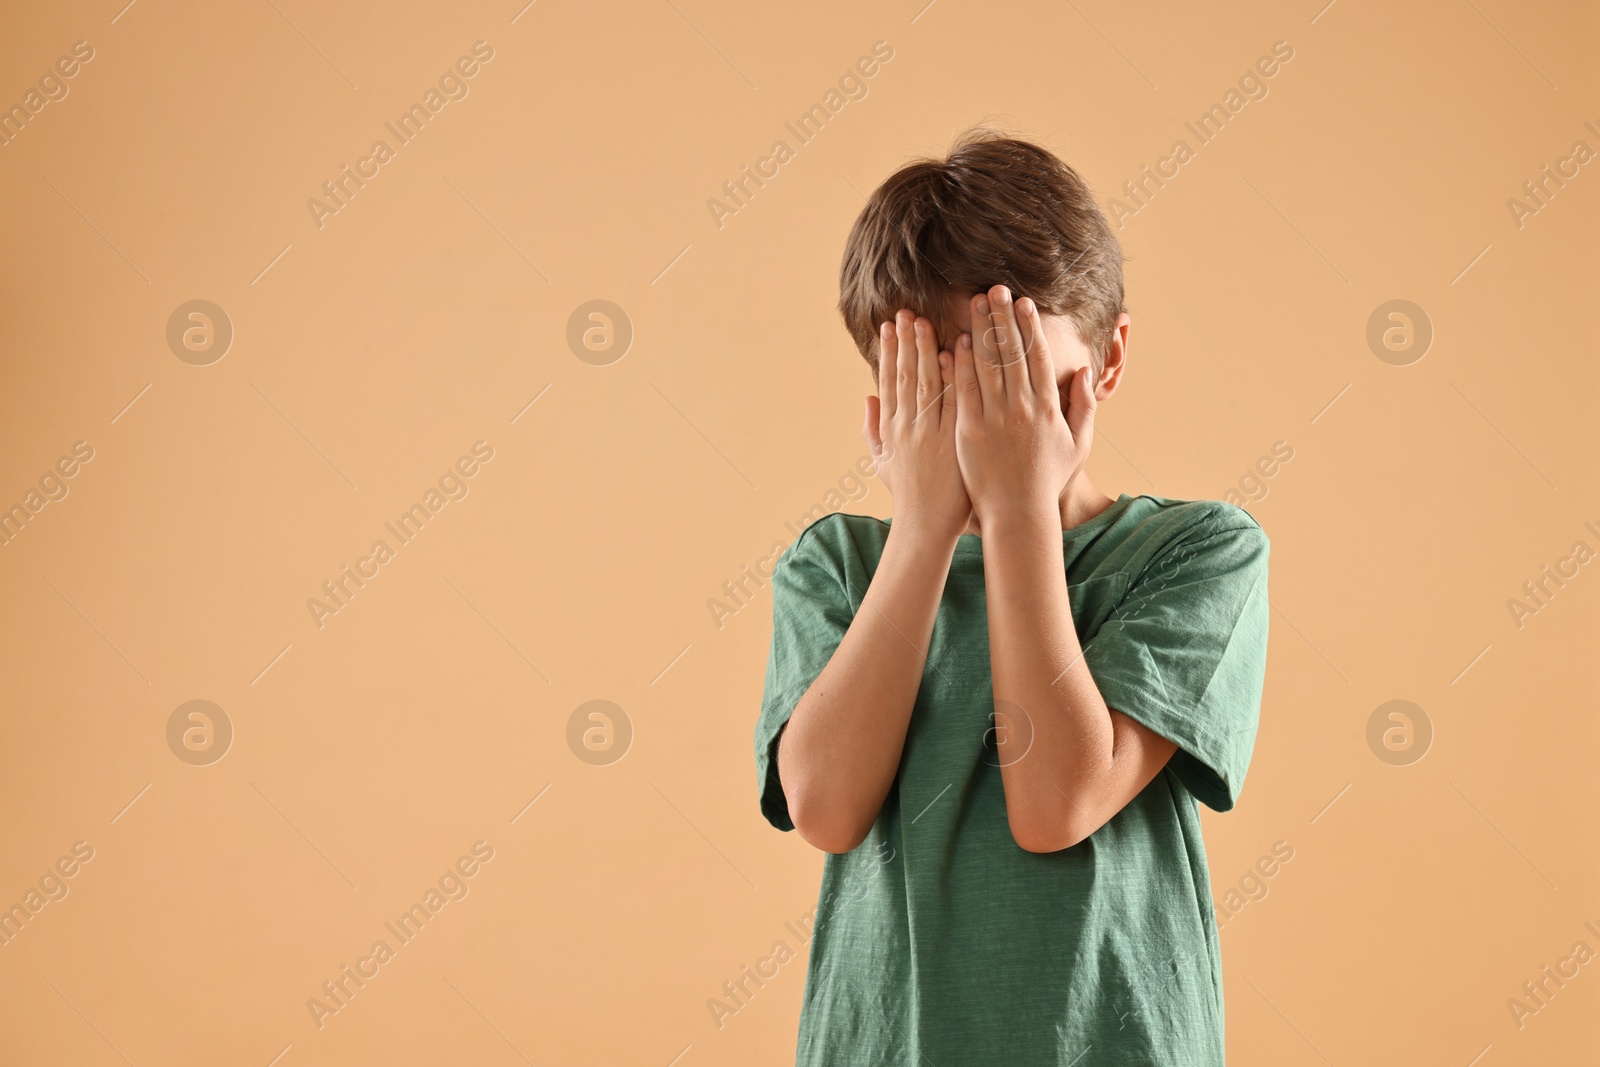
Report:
753,129,1271,1065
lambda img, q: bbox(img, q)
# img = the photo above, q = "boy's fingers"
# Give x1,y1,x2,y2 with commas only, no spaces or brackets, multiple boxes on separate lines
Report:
938,351,957,423
954,334,981,416
970,294,1006,405
987,285,1030,398
913,317,941,424
878,321,897,420
1018,298,1054,401
894,310,918,420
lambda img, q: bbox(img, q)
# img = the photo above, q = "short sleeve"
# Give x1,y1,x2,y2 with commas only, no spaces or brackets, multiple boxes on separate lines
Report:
754,527,857,831
1082,516,1270,812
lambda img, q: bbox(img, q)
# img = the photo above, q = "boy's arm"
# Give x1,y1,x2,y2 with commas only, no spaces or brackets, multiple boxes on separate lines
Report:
981,513,1176,852
953,287,1176,853
777,525,957,853
777,310,970,854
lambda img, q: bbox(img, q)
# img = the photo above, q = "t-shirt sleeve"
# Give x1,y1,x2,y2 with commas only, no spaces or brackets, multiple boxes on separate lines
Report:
753,526,857,832
1082,514,1270,812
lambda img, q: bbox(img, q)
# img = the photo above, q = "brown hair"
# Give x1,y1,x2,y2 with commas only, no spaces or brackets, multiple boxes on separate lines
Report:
837,127,1124,379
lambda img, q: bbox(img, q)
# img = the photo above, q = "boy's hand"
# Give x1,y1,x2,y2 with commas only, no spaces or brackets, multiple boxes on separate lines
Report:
952,286,1096,524
863,309,971,543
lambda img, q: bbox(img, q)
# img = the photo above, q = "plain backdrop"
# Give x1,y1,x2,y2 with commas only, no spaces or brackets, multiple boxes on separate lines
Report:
0,1,1594,1064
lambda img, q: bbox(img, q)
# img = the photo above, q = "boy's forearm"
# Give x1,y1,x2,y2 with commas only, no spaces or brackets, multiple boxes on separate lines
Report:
778,524,959,853
982,506,1117,850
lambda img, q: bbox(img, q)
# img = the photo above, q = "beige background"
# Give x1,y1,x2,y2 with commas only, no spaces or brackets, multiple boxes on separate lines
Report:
1,0,1596,1063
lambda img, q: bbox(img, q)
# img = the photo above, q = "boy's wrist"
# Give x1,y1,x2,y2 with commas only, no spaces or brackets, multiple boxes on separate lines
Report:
972,499,1062,534
973,499,1060,540
884,517,964,559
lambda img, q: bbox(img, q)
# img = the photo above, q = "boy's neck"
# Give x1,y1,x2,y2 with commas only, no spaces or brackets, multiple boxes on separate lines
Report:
1060,475,1118,530
963,475,1117,538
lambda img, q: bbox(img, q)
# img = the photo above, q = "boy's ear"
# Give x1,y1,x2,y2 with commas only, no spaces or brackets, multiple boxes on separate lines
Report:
1094,313,1132,400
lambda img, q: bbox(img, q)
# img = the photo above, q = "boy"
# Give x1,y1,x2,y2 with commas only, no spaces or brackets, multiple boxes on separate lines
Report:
753,129,1271,1065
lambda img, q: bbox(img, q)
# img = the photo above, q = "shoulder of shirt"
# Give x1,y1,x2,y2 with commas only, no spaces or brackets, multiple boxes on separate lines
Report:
774,511,888,574
1122,494,1270,552
775,500,1266,573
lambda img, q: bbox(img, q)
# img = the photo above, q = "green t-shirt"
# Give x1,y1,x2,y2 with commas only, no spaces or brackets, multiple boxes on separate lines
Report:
754,494,1271,1066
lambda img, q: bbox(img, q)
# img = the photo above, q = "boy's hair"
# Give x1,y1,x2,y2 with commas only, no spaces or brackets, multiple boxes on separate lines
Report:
837,127,1124,380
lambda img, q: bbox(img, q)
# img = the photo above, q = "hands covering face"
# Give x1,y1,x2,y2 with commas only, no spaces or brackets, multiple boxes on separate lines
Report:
864,285,1097,538
863,308,971,543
